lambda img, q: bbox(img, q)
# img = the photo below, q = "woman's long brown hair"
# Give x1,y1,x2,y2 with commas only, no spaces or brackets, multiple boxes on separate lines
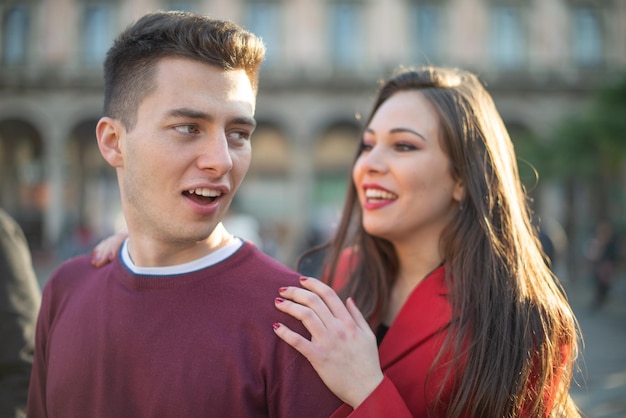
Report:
302,67,580,417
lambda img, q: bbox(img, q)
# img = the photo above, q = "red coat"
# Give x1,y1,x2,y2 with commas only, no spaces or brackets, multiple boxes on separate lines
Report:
331,265,453,418
328,258,570,417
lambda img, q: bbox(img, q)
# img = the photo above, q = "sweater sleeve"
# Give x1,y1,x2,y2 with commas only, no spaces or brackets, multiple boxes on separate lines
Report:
269,346,343,418
330,376,414,418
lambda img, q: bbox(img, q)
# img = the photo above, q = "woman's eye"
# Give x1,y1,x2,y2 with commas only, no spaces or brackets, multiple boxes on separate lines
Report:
395,142,417,152
360,142,373,152
173,125,200,134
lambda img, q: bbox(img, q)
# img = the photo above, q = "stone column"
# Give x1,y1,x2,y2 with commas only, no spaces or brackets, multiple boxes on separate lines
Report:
41,105,67,249
283,117,316,266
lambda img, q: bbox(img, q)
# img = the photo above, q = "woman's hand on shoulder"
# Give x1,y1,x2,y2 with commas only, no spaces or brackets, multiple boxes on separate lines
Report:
91,230,128,267
273,277,384,408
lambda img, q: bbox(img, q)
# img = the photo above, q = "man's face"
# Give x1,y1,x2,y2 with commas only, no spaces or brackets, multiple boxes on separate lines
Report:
115,57,256,257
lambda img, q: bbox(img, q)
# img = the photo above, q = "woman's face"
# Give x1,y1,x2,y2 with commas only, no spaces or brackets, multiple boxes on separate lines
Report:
353,90,464,246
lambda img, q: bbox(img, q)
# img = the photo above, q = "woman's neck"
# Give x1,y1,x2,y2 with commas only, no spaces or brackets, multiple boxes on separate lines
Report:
394,242,443,288
383,243,443,325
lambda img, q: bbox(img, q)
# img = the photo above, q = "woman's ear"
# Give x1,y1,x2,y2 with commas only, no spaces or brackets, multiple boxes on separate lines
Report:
96,117,125,168
452,178,465,204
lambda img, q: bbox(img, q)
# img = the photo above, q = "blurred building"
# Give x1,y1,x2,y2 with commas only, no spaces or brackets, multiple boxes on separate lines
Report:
1,0,625,266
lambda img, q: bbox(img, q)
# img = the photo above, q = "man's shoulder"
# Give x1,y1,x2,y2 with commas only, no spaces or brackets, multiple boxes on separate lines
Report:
53,253,98,273
44,254,106,293
236,243,300,281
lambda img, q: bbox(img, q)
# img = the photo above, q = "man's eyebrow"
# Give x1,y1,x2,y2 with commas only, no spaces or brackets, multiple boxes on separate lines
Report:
168,108,211,120
365,127,429,141
232,116,257,130
167,108,257,130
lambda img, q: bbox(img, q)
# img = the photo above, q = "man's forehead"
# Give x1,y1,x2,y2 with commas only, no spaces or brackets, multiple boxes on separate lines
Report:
143,59,256,112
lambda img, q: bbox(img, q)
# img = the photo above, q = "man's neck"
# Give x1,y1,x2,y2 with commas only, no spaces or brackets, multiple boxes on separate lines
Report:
126,222,236,267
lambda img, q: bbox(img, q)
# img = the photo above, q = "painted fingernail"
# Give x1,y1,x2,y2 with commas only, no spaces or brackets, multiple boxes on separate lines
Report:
299,277,308,282
273,323,280,330
275,297,284,303
279,287,288,293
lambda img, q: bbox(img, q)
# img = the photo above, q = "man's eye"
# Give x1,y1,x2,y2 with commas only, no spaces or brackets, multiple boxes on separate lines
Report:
173,125,199,134
228,131,250,141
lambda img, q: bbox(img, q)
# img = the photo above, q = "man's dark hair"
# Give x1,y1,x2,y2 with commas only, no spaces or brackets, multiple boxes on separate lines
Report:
103,11,266,129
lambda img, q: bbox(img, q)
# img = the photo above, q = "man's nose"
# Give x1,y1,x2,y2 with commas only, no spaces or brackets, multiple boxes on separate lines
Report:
196,134,233,175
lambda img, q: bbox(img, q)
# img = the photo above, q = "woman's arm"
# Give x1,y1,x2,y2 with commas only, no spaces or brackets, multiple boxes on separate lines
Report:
330,377,414,418
91,230,127,267
273,277,384,408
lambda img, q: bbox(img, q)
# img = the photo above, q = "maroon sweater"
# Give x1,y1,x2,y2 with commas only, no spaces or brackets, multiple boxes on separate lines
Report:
27,242,341,417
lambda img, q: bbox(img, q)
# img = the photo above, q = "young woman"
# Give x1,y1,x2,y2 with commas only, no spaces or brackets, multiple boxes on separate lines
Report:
93,66,580,417
272,67,580,417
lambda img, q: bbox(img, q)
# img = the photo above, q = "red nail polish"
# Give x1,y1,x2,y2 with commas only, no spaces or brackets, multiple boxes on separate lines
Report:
273,323,280,330
300,277,308,282
275,297,284,303
279,287,288,293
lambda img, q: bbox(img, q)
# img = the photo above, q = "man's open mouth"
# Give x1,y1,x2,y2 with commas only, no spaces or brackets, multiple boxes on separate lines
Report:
183,188,222,204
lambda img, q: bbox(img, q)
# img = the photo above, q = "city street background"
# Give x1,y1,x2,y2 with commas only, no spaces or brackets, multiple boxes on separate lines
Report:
3,1,626,417
567,274,626,418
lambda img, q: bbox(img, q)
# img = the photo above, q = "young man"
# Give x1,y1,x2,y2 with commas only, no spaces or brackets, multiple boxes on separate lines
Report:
27,11,340,417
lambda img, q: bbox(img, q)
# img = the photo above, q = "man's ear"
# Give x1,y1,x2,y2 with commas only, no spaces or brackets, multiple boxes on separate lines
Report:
96,117,125,168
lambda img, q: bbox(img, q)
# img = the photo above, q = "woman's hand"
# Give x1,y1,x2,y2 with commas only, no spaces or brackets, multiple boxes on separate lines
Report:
91,230,128,267
273,277,384,408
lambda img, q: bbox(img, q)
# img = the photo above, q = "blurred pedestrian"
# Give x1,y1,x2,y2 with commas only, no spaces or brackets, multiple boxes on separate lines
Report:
534,215,556,269
586,220,620,311
0,208,41,418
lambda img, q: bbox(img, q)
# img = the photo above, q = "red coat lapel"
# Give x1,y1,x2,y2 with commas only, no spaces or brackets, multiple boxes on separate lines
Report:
378,266,451,370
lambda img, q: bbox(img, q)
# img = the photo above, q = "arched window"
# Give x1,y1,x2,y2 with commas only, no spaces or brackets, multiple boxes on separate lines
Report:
2,4,30,66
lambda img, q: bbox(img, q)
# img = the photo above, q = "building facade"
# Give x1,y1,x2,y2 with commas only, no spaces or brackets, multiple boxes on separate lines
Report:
1,0,625,267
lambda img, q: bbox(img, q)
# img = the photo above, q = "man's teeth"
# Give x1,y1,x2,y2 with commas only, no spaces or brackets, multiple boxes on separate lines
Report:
188,188,221,197
365,188,397,200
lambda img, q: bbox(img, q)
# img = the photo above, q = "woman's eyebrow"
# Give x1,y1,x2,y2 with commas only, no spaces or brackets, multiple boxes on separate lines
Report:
365,126,428,141
389,127,428,141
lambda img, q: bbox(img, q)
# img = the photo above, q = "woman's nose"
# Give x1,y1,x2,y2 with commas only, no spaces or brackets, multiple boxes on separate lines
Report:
358,146,388,174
